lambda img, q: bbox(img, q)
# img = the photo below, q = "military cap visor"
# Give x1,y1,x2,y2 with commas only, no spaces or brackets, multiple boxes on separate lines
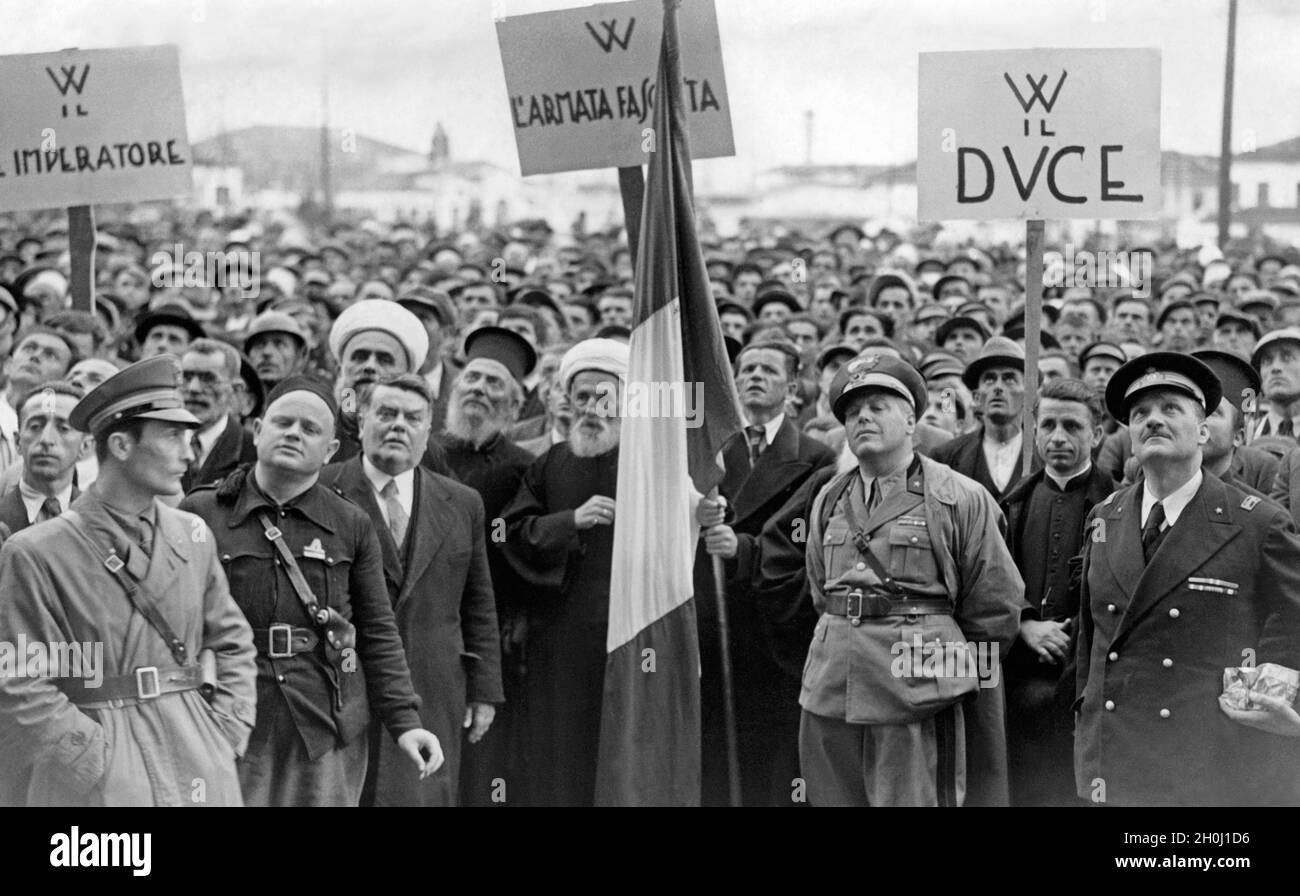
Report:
1104,352,1222,422
1191,349,1260,415
830,354,927,422
70,355,200,434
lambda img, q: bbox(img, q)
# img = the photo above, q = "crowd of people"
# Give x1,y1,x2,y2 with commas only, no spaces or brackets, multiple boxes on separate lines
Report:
0,205,1298,806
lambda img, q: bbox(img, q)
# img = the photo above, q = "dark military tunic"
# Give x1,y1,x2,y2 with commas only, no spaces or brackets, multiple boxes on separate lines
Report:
498,442,618,806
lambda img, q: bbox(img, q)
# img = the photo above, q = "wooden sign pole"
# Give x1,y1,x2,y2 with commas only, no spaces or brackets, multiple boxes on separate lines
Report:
1022,218,1044,473
67,204,96,314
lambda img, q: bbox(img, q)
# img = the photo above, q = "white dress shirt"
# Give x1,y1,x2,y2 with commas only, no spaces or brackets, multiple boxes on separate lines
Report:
983,430,1023,492
744,413,785,455
1141,468,1202,530
19,479,74,525
424,361,445,400
362,456,415,528
192,414,228,469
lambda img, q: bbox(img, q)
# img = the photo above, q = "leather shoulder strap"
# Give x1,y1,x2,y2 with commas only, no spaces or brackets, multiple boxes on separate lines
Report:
256,512,327,627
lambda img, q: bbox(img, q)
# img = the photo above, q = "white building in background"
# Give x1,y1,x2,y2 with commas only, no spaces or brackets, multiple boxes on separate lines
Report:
190,165,244,209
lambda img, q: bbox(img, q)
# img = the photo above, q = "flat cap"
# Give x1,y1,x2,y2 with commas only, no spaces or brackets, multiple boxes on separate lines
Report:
1213,309,1261,340
752,289,802,316
244,311,309,351
1249,327,1300,371
464,325,537,383
1078,340,1128,370
830,352,927,422
1191,349,1260,414
935,316,990,347
70,355,200,435
328,299,428,372
133,304,206,345
397,287,458,328
816,342,859,371
1104,351,1222,421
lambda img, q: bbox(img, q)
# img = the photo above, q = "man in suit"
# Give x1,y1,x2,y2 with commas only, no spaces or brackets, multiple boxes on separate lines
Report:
1251,329,1300,442
0,380,90,534
1075,353,1300,806
696,339,835,805
930,337,1035,502
321,374,503,806
396,287,459,435
180,340,256,493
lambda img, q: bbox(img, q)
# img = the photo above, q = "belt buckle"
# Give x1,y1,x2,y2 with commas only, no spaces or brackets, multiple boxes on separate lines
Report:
846,590,864,626
268,623,294,659
135,666,161,700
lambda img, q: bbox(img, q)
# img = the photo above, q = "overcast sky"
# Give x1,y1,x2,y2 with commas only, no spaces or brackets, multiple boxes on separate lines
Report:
5,0,1298,190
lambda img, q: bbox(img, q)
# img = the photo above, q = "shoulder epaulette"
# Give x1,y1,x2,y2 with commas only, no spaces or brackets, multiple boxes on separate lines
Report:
1241,495,1261,511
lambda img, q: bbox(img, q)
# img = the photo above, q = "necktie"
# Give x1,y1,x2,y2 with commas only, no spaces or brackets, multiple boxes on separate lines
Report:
1142,501,1166,563
381,479,409,549
187,432,203,482
745,425,766,467
867,478,881,514
37,497,61,522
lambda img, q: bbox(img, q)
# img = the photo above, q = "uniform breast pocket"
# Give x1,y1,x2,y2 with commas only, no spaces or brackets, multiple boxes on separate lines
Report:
822,524,851,570
312,547,356,615
887,526,937,585
219,548,276,619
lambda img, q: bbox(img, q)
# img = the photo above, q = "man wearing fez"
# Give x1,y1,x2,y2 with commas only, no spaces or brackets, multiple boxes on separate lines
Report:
799,353,1023,806
930,337,1034,502
498,338,628,806
0,357,257,806
998,378,1114,806
435,325,541,801
1075,354,1300,805
244,311,312,394
320,374,502,806
694,339,835,806
182,376,443,805
0,381,89,535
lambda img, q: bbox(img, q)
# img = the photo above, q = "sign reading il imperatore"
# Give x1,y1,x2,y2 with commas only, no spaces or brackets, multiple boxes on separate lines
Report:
496,0,734,176
918,48,1161,221
0,45,191,212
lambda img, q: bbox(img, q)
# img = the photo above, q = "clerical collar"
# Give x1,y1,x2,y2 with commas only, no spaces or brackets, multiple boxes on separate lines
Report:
1045,462,1092,491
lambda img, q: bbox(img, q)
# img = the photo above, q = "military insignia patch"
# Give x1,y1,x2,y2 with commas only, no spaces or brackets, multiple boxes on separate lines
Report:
1241,496,1260,511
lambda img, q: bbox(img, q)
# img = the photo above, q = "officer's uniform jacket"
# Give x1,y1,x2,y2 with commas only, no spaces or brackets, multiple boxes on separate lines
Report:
800,454,1024,725
1075,471,1300,805
181,468,422,761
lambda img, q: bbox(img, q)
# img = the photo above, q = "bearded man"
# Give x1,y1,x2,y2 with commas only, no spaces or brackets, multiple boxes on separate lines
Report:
498,338,628,806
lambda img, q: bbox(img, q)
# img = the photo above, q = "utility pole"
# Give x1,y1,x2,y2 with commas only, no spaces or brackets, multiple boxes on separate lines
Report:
1216,0,1237,250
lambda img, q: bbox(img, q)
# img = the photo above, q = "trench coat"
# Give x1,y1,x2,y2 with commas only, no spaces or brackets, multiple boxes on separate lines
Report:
0,488,257,806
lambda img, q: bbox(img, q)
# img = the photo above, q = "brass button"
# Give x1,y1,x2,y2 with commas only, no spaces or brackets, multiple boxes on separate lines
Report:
1104,700,1115,711
1107,603,1117,614
1162,658,1173,668
1159,708,1171,719
1168,608,1180,619
277,675,286,683
855,562,866,571
1107,651,1118,662
910,536,918,544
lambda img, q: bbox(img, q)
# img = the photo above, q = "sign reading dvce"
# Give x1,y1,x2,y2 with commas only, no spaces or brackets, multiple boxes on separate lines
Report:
0,45,192,212
496,0,734,176
918,48,1161,220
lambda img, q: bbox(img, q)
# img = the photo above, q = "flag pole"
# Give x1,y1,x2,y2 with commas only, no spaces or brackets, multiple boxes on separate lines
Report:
618,166,645,267
68,204,96,314
1022,218,1044,473
711,543,742,806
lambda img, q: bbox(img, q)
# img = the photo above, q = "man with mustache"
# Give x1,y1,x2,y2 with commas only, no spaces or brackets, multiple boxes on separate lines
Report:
1075,353,1300,805
0,356,257,805
433,326,537,806
930,337,1036,502
179,339,256,493
182,377,444,805
244,311,311,395
320,375,502,806
0,381,90,534
497,338,628,806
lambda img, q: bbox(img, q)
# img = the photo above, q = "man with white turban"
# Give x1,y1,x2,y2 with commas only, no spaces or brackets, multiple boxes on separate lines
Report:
497,338,629,806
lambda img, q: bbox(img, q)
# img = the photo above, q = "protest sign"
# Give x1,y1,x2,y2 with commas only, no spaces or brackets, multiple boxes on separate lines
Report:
0,45,192,212
918,48,1161,221
496,0,734,176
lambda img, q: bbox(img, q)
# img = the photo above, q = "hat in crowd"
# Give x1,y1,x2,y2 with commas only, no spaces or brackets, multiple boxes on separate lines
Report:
70,355,200,435
1000,323,1061,350
1214,309,1262,340
397,287,458,328
328,298,428,372
1104,352,1222,422
867,271,918,306
512,287,564,321
1154,299,1197,330
829,352,928,422
716,300,753,321
1191,349,1260,415
913,303,951,325
1189,291,1221,310
244,311,310,352
464,326,537,383
238,354,266,419
266,374,338,417
932,273,973,299
1158,271,1200,297
1236,290,1279,313
0,285,18,316
961,336,1025,390
559,337,630,391
1078,341,1128,371
1249,327,1300,371
935,316,990,346
816,342,858,371
918,350,965,382
133,304,206,345
752,289,802,317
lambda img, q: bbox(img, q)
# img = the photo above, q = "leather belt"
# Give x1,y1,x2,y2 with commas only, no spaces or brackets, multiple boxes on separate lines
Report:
252,624,319,658
57,664,204,707
824,590,952,625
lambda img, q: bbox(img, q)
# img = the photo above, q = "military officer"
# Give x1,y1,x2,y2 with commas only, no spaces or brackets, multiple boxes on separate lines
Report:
182,375,443,806
1075,352,1300,806
0,356,257,806
799,353,1024,807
